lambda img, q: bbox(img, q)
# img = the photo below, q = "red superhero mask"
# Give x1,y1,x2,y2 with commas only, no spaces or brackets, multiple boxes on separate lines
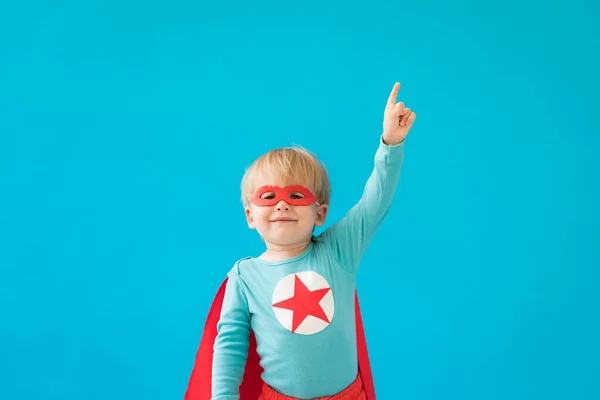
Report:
251,185,319,207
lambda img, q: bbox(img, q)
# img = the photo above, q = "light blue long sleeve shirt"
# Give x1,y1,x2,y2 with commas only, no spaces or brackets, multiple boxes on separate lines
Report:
212,137,405,399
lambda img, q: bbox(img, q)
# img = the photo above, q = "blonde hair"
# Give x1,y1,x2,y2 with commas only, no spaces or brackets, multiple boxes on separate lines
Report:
241,146,331,207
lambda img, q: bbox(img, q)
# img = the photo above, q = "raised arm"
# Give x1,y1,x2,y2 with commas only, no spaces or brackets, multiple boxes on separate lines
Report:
321,82,416,273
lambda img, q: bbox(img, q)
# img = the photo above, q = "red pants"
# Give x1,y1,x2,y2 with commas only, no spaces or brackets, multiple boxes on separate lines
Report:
258,375,366,400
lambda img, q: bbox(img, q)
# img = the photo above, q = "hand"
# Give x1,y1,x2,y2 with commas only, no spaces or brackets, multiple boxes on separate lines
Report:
382,82,416,145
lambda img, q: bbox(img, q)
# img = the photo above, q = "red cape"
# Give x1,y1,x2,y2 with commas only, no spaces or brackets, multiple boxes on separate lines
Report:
184,278,376,399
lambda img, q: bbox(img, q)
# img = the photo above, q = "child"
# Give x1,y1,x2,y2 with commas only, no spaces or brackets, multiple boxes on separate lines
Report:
212,82,416,399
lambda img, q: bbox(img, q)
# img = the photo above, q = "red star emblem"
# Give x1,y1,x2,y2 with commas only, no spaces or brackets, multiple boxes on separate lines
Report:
272,274,331,333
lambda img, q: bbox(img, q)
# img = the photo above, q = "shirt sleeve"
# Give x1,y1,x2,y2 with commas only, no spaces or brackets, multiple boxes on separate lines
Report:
211,265,251,399
320,136,405,273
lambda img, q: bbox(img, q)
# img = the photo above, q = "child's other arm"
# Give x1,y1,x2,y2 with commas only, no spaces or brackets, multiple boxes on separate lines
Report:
322,82,416,272
211,267,251,399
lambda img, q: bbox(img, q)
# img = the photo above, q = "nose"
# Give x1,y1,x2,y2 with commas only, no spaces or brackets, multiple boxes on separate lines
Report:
276,200,290,211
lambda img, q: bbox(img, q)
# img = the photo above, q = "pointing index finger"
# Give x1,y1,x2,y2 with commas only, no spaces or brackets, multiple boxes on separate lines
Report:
387,82,400,107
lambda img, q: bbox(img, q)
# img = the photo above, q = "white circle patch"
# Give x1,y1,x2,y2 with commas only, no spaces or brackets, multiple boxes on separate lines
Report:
271,271,334,335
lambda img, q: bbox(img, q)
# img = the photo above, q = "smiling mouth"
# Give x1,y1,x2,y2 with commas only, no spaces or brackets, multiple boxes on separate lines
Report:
270,218,296,222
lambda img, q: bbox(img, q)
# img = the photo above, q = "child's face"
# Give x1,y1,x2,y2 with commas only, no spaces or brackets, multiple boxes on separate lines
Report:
245,180,328,247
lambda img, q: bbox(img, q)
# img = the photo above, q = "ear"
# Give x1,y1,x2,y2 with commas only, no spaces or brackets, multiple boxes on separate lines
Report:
245,206,256,229
314,204,329,227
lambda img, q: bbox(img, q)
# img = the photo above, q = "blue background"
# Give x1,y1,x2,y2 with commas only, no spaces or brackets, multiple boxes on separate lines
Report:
1,1,598,399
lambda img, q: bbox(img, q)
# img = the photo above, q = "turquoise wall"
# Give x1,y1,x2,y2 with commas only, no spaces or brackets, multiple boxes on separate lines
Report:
1,1,598,399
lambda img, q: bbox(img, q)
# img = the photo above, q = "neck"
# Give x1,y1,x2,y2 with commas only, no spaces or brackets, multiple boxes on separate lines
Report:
259,239,312,262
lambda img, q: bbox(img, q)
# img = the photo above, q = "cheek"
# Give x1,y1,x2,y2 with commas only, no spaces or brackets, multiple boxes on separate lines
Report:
252,207,272,223
297,208,317,222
